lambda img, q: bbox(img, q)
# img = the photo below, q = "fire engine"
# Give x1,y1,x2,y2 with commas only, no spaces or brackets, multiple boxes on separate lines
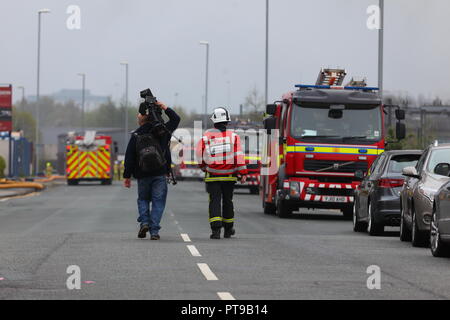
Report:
66,131,114,185
261,68,406,218
176,146,203,180
230,121,263,194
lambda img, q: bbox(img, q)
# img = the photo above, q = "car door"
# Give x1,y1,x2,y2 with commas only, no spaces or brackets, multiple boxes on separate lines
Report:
439,182,450,235
358,155,384,220
404,149,429,225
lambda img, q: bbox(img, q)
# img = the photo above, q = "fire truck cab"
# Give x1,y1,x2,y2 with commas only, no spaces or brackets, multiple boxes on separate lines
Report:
261,68,406,218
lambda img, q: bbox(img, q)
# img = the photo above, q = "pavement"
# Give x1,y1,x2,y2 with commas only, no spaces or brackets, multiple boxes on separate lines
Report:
0,180,450,300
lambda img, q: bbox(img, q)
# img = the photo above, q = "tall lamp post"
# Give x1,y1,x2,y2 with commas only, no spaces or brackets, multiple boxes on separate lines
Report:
265,0,269,107
199,41,209,130
77,73,86,133
120,61,129,149
378,0,384,97
35,8,50,176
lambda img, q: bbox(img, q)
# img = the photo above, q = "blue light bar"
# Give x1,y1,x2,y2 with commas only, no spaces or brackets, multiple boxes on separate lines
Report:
295,84,379,91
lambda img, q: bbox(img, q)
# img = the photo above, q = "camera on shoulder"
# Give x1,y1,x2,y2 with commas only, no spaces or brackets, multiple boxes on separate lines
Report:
139,88,167,138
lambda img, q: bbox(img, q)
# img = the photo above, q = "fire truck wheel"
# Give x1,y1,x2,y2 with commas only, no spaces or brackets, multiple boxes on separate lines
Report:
276,200,293,218
67,179,78,186
263,202,276,215
101,179,112,185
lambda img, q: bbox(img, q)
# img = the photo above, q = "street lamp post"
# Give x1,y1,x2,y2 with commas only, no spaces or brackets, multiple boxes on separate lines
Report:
77,73,86,133
378,0,384,97
265,0,269,107
120,62,129,149
199,41,209,130
35,8,50,176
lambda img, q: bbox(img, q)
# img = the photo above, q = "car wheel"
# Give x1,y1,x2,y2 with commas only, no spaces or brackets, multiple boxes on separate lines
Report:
399,203,412,242
430,209,450,257
367,200,383,236
412,207,429,247
276,199,292,218
353,201,367,232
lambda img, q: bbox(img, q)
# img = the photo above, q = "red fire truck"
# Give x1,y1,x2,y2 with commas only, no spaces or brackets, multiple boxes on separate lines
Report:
66,132,114,185
233,126,263,195
261,68,405,218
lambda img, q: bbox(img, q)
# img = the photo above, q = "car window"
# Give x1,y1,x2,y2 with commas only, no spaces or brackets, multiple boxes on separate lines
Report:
388,154,421,174
368,154,384,177
427,148,450,173
416,149,429,173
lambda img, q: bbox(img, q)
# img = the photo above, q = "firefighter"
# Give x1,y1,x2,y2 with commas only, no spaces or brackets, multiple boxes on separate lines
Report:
114,161,120,180
45,162,53,178
196,107,248,239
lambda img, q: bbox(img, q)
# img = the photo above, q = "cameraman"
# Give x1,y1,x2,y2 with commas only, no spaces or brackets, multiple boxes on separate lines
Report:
123,100,180,240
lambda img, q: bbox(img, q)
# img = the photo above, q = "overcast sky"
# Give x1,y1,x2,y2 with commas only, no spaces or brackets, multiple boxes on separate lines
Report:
1,0,449,114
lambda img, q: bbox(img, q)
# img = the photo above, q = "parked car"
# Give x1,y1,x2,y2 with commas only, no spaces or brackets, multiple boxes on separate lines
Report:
400,143,450,247
353,150,422,235
431,180,450,257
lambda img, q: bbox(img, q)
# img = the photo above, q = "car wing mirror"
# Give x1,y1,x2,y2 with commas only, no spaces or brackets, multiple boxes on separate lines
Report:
402,166,421,179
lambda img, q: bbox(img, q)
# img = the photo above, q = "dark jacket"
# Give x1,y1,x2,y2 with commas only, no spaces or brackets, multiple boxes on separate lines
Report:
123,108,180,179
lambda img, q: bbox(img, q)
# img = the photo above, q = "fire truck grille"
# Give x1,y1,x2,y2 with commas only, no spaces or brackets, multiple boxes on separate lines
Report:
304,160,368,173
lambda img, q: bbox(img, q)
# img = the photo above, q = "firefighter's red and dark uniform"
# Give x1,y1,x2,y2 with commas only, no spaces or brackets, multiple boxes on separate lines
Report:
196,129,248,231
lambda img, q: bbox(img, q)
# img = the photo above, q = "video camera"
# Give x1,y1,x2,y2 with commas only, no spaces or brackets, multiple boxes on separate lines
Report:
139,88,159,115
139,88,167,137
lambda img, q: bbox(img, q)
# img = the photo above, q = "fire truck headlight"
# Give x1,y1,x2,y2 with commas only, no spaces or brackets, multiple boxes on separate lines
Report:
290,182,300,197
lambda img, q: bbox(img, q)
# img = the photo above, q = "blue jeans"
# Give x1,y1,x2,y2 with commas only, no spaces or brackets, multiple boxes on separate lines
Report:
137,175,168,235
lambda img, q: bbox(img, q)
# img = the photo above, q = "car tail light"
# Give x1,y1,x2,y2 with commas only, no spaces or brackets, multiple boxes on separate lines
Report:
378,178,404,188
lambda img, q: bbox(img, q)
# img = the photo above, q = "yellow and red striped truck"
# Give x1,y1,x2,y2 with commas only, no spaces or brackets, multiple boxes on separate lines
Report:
66,134,114,185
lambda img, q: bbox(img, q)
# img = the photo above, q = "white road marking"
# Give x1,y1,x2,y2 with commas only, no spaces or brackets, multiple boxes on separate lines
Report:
174,220,179,225
180,233,191,242
197,263,218,281
187,245,202,257
217,292,235,300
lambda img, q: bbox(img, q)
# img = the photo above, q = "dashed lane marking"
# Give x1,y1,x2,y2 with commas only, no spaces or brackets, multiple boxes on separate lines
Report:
217,292,236,300
180,233,191,242
187,245,202,257
197,263,218,281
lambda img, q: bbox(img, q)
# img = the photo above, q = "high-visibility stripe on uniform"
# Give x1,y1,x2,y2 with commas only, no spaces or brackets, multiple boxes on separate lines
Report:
205,172,237,182
222,218,234,223
209,217,223,223
205,176,237,182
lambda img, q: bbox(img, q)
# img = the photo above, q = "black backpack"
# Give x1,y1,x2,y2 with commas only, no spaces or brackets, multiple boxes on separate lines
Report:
135,132,167,173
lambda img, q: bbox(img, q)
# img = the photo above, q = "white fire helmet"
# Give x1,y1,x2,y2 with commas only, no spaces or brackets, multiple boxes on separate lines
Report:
210,107,231,123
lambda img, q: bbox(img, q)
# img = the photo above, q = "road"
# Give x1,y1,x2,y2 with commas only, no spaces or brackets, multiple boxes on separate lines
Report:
0,180,449,300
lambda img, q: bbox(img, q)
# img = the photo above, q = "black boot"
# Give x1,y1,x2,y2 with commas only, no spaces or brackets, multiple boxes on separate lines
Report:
210,228,221,239
224,228,235,238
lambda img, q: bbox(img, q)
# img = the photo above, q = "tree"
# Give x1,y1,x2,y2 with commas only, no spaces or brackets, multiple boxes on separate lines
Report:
244,86,265,113
12,106,37,142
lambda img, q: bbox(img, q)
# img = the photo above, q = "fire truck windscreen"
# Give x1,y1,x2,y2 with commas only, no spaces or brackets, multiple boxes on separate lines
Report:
291,103,382,142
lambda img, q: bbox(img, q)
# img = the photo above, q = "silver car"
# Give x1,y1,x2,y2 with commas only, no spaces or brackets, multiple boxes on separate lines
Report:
431,180,450,257
400,143,450,247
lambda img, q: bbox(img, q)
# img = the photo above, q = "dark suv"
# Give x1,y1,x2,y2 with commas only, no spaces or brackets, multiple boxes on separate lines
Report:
353,150,422,235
